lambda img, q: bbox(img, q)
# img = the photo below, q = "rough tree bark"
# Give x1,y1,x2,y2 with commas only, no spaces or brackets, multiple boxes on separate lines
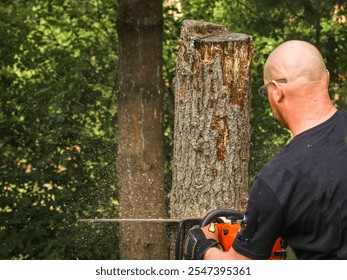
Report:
170,20,253,220
116,0,167,259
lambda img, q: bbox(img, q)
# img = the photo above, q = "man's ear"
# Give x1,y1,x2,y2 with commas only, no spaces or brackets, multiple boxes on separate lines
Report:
326,69,330,83
273,81,284,102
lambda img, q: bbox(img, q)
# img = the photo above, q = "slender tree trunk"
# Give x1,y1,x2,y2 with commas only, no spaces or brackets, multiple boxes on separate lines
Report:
170,20,253,220
116,0,167,259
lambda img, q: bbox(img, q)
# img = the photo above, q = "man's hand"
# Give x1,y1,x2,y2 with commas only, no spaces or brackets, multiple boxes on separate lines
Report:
201,223,220,240
183,224,223,260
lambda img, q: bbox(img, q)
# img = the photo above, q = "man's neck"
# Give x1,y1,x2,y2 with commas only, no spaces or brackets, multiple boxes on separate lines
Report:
290,105,337,137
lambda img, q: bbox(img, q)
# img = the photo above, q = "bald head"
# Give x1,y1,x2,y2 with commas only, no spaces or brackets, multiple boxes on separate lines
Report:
262,40,336,136
264,40,327,82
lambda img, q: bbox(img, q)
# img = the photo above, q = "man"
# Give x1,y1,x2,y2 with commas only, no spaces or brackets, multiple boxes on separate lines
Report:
184,40,347,260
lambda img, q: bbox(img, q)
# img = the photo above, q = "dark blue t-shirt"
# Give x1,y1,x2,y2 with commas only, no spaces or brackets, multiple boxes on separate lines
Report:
232,110,347,259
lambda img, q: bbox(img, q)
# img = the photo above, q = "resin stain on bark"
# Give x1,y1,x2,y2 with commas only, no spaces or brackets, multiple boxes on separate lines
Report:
211,116,229,164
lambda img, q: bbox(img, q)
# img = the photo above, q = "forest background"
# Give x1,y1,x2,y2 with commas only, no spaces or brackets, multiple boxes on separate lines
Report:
1,0,346,259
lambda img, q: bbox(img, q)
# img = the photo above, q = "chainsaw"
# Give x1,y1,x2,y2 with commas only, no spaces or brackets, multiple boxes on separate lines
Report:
78,208,286,259
175,209,286,260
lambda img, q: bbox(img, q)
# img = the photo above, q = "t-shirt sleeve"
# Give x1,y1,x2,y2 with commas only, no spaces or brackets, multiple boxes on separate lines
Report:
232,177,284,259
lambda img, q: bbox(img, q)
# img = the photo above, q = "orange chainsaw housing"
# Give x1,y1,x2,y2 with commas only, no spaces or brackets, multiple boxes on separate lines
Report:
215,223,285,260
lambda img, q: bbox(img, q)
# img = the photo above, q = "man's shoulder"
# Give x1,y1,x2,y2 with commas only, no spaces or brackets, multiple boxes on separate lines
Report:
255,148,299,194
331,110,347,124
339,110,347,120
258,142,300,176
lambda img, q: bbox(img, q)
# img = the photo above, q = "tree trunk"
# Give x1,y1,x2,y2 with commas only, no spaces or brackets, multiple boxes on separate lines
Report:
170,20,253,220
116,0,167,259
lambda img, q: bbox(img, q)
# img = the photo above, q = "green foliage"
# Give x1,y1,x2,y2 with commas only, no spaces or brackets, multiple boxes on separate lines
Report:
0,0,118,259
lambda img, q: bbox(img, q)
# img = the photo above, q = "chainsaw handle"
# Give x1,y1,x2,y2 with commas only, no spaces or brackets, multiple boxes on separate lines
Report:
200,209,244,227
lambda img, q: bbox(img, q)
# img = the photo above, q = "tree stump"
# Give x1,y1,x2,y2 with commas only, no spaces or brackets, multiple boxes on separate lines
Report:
170,20,253,220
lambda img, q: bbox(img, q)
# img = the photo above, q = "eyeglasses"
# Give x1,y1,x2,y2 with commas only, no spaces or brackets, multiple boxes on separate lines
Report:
258,79,287,99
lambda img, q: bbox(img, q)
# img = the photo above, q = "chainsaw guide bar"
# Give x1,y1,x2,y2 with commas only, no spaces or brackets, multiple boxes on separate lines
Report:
78,218,181,223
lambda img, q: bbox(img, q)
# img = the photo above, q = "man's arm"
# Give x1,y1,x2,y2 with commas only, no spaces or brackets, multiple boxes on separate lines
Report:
203,246,252,260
